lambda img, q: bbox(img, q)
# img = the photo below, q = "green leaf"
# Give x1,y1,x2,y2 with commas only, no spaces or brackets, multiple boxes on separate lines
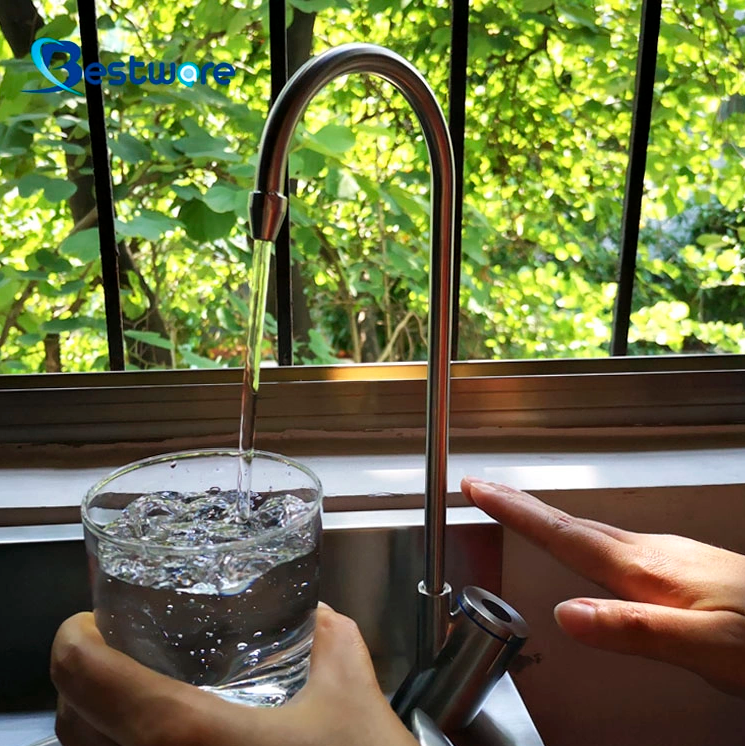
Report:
0,277,23,308
116,211,180,242
557,4,598,29
0,360,32,373
287,0,347,12
369,0,393,13
172,133,241,162
307,124,356,155
0,122,35,157
17,269,49,280
124,330,173,350
697,233,725,247
17,173,77,202
17,173,49,198
522,0,552,11
292,147,326,179
59,141,87,155
59,229,100,263
153,139,181,161
109,133,151,164
56,115,87,131
177,200,237,242
326,168,361,200
226,8,257,35
34,249,74,274
37,15,77,40
179,347,225,368
172,184,202,201
17,333,42,346
227,163,255,179
715,250,738,273
46,179,77,203
203,184,242,213
228,293,250,318
216,305,242,333
41,316,95,334
660,23,699,47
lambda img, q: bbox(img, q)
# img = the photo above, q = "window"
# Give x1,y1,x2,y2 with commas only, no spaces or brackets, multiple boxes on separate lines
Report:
1,0,745,449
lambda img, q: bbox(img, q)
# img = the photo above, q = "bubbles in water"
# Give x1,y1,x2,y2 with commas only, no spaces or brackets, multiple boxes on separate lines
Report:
98,490,317,595
93,486,320,699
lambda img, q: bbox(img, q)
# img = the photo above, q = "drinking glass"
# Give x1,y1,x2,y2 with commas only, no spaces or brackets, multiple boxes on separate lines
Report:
82,449,323,707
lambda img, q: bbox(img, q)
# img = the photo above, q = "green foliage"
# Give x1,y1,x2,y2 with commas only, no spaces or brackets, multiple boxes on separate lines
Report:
0,0,744,374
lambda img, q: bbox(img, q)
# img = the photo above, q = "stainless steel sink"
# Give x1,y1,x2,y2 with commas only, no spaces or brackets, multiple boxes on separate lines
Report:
0,508,543,745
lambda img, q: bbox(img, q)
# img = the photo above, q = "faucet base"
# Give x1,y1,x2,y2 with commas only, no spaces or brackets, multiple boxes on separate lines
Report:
394,587,529,734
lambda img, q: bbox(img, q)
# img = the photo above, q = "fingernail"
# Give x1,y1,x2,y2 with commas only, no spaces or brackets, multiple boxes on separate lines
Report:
464,476,494,489
317,600,334,611
554,600,596,635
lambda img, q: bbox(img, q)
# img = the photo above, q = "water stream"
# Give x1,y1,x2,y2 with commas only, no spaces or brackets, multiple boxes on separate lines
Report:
237,238,274,517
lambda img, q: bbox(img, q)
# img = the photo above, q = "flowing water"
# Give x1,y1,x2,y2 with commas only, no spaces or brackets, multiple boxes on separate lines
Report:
236,238,274,518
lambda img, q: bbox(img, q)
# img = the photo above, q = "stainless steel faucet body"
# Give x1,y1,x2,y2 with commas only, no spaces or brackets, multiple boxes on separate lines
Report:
248,42,456,668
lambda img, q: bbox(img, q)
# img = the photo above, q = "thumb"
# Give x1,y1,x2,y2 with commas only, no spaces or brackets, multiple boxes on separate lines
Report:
554,598,745,696
299,603,381,698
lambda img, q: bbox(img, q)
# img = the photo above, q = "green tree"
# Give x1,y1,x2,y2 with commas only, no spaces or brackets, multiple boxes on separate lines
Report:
0,0,743,374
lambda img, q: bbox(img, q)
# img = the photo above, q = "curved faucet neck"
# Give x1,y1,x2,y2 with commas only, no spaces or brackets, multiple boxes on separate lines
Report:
249,43,456,666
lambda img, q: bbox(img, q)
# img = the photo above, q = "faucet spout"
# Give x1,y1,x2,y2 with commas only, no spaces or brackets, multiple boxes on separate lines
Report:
249,43,456,667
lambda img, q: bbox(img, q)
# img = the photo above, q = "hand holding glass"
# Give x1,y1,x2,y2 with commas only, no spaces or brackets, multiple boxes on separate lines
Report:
82,449,323,706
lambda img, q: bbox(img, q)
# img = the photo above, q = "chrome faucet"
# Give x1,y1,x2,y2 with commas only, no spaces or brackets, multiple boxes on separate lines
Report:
249,42,527,735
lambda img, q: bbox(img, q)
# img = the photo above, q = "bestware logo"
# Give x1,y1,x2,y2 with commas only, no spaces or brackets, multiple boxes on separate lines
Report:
24,37,236,95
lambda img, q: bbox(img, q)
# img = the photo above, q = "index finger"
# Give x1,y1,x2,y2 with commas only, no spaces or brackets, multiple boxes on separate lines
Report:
461,477,631,592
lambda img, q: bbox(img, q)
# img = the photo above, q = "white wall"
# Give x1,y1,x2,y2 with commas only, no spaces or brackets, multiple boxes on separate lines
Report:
503,484,745,746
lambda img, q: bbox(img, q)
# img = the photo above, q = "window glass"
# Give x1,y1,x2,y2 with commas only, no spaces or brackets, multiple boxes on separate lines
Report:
0,7,108,373
0,0,742,375
632,0,745,354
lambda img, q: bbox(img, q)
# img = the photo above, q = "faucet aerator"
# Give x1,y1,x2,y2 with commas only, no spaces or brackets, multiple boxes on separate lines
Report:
248,191,288,243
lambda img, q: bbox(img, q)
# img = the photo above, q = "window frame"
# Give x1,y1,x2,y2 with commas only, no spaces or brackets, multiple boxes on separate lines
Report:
3,355,745,448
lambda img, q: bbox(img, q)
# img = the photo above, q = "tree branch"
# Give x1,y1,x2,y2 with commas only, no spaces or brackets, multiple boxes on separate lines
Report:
377,309,415,362
0,282,37,349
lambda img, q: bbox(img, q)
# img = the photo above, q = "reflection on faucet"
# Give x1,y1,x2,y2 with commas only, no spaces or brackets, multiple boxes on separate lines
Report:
248,42,456,670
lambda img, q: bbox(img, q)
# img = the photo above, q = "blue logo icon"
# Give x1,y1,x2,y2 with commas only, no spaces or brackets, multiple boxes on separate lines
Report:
24,38,236,94
26,38,83,95
176,62,199,88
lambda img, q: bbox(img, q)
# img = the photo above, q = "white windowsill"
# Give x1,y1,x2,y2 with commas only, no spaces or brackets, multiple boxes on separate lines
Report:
2,446,744,515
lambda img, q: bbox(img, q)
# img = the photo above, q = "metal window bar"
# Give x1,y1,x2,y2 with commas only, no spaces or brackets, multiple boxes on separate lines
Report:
610,0,662,356
76,0,125,371
76,0,661,370
268,0,294,366
447,0,469,360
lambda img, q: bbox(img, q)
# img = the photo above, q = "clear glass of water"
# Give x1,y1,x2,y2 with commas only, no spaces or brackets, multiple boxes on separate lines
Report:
82,449,323,707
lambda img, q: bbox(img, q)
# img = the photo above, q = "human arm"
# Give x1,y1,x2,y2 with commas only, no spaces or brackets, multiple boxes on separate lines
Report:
51,605,417,746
